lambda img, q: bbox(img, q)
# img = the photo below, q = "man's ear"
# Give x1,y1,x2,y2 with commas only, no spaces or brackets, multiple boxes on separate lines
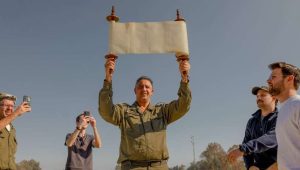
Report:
289,75,295,81
287,75,295,84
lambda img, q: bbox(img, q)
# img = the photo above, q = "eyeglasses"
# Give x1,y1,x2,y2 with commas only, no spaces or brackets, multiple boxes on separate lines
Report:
0,104,15,108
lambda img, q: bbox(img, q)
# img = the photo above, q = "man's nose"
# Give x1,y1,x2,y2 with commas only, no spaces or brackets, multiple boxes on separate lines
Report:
267,75,272,84
6,106,14,110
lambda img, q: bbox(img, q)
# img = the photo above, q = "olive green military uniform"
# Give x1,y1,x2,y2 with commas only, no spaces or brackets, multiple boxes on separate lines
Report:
98,80,191,170
0,124,17,170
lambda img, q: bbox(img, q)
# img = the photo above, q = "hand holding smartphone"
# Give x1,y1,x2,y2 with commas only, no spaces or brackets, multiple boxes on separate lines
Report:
83,111,91,123
23,95,31,106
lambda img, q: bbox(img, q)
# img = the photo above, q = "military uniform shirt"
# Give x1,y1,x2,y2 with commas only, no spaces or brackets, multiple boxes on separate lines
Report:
98,80,191,163
0,124,17,170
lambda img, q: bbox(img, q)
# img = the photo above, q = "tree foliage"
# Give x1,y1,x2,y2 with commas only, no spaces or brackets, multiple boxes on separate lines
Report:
170,142,246,170
169,164,186,170
16,159,41,170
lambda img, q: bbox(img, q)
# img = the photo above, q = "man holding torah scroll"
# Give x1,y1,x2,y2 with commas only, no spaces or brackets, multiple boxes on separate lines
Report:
98,57,191,170
99,10,191,169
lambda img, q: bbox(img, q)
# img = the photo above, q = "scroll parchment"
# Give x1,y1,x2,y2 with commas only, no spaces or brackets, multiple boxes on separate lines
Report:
108,21,189,56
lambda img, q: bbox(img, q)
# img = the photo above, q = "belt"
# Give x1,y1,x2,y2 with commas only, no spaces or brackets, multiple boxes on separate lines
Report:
122,160,167,167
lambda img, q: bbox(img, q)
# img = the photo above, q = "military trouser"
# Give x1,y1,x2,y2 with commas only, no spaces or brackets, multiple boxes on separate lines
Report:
121,160,168,170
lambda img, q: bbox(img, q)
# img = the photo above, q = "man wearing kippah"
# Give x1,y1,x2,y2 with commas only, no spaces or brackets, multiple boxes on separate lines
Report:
0,92,31,170
228,86,278,170
267,62,300,170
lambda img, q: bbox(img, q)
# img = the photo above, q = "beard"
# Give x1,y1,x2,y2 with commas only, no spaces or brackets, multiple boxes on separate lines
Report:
269,80,284,96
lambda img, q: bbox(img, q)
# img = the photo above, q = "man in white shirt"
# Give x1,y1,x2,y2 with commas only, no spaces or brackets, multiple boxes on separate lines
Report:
267,62,300,170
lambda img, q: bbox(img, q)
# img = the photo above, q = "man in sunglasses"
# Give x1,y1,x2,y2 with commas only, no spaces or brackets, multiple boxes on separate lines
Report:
0,92,31,170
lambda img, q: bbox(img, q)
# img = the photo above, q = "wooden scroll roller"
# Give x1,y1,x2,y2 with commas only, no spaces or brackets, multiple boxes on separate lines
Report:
175,9,189,76
106,6,119,74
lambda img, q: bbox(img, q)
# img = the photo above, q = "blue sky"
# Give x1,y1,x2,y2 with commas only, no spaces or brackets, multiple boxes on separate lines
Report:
1,0,300,169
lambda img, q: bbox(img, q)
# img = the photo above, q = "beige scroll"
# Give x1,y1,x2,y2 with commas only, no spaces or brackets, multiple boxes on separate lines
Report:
108,21,189,57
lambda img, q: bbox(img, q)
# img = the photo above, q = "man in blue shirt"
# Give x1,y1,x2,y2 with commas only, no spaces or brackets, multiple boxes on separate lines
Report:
228,86,278,170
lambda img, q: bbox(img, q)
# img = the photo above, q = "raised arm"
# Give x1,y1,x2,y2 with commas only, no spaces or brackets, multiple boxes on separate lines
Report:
161,60,192,124
98,57,124,126
65,116,86,147
104,57,116,83
179,59,190,83
0,102,31,130
89,117,102,148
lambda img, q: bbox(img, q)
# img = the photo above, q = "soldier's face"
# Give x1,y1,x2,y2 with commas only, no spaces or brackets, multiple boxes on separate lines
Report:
134,79,153,103
0,99,15,118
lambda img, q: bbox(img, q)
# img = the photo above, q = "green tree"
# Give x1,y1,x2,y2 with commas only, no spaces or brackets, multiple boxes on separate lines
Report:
169,164,186,170
16,159,41,170
185,142,246,170
198,142,227,170
187,161,199,170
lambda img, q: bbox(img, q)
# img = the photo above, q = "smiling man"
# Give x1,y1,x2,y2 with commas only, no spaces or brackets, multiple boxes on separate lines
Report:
0,92,31,170
98,58,191,170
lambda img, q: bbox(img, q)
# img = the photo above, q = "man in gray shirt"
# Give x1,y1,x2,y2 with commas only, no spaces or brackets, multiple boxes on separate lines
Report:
65,111,102,170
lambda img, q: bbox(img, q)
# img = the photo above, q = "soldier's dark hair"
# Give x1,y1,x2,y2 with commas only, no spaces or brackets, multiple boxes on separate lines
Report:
135,76,153,87
268,61,300,90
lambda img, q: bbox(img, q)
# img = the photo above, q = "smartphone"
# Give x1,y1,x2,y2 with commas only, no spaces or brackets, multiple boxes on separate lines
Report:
23,95,31,106
83,111,91,123
83,111,91,117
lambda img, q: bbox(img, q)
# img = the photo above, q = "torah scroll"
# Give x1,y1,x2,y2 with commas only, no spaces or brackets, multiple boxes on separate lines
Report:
108,21,189,56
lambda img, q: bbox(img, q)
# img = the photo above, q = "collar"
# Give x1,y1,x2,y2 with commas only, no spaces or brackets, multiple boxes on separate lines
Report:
252,107,278,120
2,123,14,132
5,124,11,131
132,101,155,112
